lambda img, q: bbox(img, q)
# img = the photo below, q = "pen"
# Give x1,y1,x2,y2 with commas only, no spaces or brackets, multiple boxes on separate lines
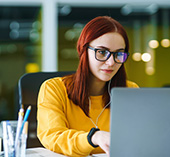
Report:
19,106,31,135
6,121,15,157
15,108,24,148
6,121,14,146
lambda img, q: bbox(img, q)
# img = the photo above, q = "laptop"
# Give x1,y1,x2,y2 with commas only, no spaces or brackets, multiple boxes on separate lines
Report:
110,88,170,157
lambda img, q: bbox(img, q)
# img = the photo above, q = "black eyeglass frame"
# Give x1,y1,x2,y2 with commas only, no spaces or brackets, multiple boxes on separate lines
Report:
88,46,129,64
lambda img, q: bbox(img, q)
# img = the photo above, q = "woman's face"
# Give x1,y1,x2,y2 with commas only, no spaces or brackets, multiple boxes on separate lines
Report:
88,32,126,83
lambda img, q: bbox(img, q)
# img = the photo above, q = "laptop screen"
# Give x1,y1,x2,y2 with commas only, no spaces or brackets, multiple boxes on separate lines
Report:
110,88,170,157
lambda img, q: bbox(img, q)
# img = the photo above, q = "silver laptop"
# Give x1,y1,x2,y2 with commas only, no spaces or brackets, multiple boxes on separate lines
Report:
110,88,170,157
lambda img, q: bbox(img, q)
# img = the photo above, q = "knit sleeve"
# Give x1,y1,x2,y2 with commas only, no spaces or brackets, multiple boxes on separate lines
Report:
37,77,94,156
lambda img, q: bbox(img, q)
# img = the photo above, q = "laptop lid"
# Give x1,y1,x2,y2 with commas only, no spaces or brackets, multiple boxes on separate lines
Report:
110,88,170,157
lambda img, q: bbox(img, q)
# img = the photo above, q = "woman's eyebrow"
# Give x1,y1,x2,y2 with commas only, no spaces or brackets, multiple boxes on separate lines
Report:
95,46,125,51
95,46,109,50
115,48,125,51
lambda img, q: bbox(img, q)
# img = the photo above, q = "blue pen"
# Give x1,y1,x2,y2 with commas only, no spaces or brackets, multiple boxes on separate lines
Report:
19,106,31,135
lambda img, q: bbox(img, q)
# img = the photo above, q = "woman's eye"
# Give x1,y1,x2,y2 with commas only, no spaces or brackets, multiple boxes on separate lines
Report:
117,52,124,56
98,50,107,56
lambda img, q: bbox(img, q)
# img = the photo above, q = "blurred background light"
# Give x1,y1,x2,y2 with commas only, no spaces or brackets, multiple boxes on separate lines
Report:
32,21,41,30
29,29,40,42
148,40,159,49
121,4,158,15
65,29,76,41
146,66,155,75
10,21,20,30
161,39,170,48
132,52,141,61
9,30,19,39
161,9,169,48
58,5,72,16
25,63,39,73
141,53,151,62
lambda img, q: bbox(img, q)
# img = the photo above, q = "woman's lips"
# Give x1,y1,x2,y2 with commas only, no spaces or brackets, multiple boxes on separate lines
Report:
101,69,113,73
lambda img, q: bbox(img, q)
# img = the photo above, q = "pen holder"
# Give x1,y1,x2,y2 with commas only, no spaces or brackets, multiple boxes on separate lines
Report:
1,120,28,157
0,137,2,152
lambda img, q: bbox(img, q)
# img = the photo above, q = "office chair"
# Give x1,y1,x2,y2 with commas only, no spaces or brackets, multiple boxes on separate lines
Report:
17,71,75,148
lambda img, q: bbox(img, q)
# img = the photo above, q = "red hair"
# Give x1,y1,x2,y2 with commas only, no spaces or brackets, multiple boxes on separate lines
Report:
63,16,129,116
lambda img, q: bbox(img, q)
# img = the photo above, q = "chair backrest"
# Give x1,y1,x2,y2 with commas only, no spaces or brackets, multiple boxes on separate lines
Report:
17,71,74,148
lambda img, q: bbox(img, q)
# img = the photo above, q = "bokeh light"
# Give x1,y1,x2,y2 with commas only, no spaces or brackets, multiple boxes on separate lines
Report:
148,40,159,49
141,53,151,62
132,52,141,61
25,63,39,73
161,39,170,48
146,67,155,75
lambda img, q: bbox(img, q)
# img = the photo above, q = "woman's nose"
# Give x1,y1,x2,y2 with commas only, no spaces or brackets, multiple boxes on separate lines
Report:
105,55,115,66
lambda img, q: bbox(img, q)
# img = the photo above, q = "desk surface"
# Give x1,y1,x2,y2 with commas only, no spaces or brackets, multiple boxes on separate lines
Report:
0,147,107,157
26,147,66,157
26,147,107,157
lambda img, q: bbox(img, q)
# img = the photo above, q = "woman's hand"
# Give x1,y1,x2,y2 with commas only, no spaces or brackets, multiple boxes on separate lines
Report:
91,131,110,155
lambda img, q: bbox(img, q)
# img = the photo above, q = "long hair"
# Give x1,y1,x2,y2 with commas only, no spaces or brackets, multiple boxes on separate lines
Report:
63,16,129,116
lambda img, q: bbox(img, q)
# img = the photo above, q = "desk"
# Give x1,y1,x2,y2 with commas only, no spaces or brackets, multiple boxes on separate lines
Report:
26,147,66,157
26,147,107,157
0,146,107,157
0,147,66,157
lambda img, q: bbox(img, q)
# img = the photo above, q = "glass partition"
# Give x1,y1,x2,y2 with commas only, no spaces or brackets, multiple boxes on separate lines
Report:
0,6,41,120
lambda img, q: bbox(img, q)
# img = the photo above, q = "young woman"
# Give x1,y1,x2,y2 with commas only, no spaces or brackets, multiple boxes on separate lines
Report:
37,16,139,156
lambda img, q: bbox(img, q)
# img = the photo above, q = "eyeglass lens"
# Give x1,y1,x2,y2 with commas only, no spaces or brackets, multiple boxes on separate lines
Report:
96,49,128,63
115,52,128,63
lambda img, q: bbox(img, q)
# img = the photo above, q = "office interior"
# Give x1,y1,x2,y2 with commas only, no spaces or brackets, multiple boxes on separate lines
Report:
0,0,170,121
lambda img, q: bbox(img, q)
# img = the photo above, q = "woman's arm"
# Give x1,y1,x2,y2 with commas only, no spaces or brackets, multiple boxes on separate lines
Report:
37,78,94,156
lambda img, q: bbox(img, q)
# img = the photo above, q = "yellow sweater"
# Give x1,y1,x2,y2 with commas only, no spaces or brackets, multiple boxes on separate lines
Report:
37,77,139,156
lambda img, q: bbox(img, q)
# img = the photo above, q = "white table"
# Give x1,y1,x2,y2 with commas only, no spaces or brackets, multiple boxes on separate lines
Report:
26,147,108,157
26,147,66,157
0,146,107,157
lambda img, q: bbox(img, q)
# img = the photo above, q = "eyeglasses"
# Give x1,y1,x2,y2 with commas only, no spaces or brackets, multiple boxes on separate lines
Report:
88,46,129,64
